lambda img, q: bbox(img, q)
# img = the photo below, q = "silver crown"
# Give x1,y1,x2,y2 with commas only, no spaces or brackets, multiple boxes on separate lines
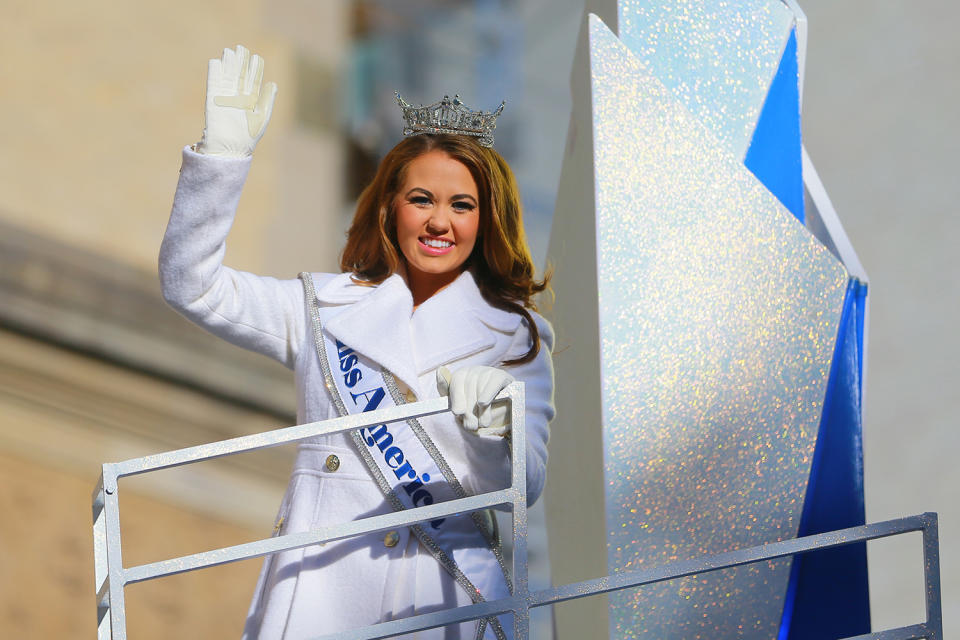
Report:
395,91,505,148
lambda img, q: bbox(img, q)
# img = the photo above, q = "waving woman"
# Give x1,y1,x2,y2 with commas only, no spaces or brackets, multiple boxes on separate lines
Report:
160,45,554,640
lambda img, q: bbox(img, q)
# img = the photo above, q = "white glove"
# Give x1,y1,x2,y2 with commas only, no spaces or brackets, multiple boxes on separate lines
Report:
196,45,278,157
436,366,514,437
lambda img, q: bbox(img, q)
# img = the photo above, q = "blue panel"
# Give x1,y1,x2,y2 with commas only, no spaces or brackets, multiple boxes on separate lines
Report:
744,29,805,223
778,279,871,639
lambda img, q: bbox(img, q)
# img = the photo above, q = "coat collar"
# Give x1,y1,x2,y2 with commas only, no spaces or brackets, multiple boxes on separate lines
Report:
315,270,522,395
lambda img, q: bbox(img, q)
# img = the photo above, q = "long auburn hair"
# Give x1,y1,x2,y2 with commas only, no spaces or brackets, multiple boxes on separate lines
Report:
340,134,550,365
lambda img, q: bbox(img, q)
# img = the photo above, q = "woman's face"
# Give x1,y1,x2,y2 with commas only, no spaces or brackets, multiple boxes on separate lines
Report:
394,150,481,287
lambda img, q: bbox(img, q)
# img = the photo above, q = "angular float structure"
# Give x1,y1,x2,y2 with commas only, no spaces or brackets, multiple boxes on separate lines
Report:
91,3,947,639
544,1,870,638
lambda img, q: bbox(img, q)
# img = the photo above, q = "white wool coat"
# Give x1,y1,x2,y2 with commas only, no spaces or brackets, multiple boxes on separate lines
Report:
159,148,555,639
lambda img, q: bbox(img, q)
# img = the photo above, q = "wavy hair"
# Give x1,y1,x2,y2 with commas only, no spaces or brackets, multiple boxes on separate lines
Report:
340,134,550,365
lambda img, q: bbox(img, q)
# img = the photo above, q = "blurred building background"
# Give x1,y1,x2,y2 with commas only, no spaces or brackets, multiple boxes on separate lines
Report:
0,0,955,638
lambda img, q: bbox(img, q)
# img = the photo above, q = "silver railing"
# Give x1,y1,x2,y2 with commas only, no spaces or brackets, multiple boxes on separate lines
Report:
93,382,943,639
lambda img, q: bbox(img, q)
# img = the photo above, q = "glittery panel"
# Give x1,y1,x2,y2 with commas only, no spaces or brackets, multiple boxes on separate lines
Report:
586,16,848,639
617,0,794,161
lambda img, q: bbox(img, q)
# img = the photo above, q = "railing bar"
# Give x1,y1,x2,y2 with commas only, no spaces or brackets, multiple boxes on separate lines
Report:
93,384,943,640
113,397,452,477
302,595,932,640
840,623,932,640
125,489,517,584
307,596,526,640
527,515,930,607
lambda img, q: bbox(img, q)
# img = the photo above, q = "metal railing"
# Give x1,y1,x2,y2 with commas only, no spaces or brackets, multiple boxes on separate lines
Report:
93,382,943,639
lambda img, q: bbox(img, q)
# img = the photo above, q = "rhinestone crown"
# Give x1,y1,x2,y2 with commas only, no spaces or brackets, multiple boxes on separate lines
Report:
395,91,505,148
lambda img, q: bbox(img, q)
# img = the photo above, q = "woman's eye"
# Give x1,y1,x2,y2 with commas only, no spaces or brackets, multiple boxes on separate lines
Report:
409,196,431,206
452,201,476,212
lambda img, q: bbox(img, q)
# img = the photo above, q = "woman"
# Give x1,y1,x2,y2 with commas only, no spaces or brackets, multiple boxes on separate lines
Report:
160,46,554,640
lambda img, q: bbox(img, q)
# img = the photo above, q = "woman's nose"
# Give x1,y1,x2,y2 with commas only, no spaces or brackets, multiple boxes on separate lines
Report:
426,212,450,234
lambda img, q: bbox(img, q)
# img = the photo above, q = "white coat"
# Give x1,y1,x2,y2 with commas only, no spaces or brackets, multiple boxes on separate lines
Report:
159,148,555,639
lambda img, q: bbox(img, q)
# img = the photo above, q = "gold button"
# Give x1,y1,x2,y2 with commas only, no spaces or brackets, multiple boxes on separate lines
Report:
325,454,340,472
383,531,400,548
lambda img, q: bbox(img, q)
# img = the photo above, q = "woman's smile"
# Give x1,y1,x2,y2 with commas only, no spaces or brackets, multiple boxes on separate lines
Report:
419,235,455,253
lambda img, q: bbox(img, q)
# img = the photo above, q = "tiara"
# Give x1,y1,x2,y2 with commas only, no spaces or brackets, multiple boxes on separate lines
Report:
395,91,505,148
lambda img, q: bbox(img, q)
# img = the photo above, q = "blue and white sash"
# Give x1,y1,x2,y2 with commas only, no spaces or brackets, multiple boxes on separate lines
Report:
300,273,512,640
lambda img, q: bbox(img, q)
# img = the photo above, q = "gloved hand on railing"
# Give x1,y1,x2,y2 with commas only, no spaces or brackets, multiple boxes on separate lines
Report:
436,366,514,438
196,44,278,157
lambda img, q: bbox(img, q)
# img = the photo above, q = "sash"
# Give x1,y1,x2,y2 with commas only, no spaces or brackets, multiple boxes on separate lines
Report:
300,273,512,640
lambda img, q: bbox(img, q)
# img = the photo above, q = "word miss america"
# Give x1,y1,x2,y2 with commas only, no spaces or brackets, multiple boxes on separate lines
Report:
336,340,445,529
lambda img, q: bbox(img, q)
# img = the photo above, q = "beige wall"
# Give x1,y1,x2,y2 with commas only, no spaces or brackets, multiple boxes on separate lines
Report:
0,0,346,277
800,1,960,633
0,1,348,637
0,450,265,639
2,1,279,272
0,327,293,638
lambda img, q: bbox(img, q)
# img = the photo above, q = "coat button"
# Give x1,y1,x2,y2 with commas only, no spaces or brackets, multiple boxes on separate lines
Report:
325,454,340,472
383,531,400,548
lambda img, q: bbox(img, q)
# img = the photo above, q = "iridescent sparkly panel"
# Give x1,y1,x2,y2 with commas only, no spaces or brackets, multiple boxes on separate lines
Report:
617,0,794,160
587,15,848,639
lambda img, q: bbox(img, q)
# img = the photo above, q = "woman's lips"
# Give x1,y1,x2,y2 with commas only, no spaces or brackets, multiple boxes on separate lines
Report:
419,236,454,255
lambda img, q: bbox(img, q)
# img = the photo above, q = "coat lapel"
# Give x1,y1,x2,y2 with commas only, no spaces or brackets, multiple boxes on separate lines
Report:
317,273,421,395
315,270,524,395
410,271,523,376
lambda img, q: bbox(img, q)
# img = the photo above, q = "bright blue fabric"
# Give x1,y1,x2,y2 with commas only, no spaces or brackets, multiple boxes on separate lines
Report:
778,279,870,639
744,29,804,223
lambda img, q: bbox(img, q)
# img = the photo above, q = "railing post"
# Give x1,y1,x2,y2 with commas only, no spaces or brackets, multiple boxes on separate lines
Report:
101,464,127,639
92,474,111,640
921,512,943,640
508,382,530,639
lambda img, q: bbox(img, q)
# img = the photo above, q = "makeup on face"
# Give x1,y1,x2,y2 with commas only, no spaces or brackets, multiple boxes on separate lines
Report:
394,150,480,301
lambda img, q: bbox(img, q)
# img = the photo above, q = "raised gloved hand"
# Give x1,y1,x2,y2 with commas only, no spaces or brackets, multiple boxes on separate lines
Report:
436,366,514,437
196,45,278,157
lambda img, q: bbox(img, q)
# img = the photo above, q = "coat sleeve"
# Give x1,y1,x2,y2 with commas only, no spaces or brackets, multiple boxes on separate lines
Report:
158,146,305,369
459,313,555,507
508,313,555,507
